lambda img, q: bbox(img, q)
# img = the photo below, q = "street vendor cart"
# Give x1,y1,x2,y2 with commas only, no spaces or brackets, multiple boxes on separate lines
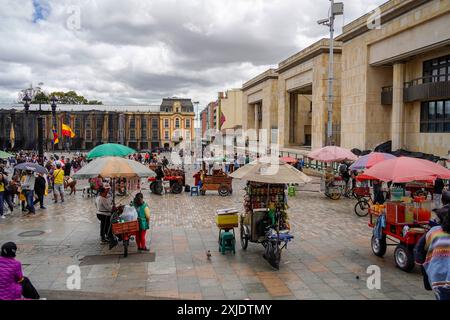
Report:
229,157,312,270
200,169,233,196
358,156,450,271
73,156,155,258
240,181,294,269
368,197,431,271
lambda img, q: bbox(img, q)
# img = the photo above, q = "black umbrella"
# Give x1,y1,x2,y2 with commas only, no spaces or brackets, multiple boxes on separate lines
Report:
14,162,48,174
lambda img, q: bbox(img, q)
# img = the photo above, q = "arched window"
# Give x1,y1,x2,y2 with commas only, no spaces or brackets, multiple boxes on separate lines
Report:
175,118,180,128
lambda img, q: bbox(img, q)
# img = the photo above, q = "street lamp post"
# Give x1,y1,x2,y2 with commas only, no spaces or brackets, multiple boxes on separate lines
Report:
318,0,343,146
23,93,44,165
51,96,58,152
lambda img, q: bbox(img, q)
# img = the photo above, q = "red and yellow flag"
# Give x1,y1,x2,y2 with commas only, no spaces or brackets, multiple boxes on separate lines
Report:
62,123,75,138
52,127,59,144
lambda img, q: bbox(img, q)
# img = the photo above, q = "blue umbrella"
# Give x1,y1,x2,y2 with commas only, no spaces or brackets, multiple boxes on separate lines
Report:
14,162,48,174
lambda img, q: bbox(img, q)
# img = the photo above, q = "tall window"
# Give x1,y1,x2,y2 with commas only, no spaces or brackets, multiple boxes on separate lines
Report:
420,100,450,133
175,118,180,128
164,130,169,140
130,117,136,129
423,55,450,83
164,119,169,128
75,118,81,129
130,130,136,140
141,118,147,139
185,119,191,128
152,130,158,140
152,118,158,129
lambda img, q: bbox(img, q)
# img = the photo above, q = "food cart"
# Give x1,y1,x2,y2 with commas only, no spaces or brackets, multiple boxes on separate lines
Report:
148,167,185,194
240,181,294,269
368,196,431,271
358,156,450,271
73,156,155,257
200,169,233,196
229,157,311,270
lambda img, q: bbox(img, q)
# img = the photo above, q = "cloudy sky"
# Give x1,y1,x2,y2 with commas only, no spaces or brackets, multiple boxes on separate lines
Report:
0,0,386,108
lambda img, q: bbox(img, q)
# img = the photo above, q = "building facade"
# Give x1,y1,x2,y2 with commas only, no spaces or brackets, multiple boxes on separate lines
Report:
0,98,195,151
337,0,450,157
236,0,449,157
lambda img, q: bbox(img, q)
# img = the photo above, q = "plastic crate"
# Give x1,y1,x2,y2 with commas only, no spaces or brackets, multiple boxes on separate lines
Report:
112,221,139,235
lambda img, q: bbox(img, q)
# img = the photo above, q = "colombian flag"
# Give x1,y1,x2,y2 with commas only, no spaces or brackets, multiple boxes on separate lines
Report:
62,123,75,138
52,127,59,144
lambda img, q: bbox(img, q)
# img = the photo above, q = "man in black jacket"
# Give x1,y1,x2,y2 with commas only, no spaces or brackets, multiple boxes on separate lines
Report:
33,173,46,209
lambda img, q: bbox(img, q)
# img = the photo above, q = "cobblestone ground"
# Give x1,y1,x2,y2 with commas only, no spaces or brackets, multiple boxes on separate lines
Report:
0,165,434,300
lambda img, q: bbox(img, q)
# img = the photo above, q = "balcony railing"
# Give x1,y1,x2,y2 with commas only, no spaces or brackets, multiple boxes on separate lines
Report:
404,75,450,102
381,75,450,105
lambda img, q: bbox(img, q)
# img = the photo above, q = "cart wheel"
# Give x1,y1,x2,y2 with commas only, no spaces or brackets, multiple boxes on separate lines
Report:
153,181,163,195
327,190,341,200
240,225,249,250
394,244,415,272
218,185,230,197
123,239,129,258
371,235,387,257
171,182,182,194
354,200,370,217
149,182,156,193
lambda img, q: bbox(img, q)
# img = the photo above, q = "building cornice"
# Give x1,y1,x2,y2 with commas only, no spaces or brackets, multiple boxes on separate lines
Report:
336,0,432,43
277,38,342,74
242,69,278,92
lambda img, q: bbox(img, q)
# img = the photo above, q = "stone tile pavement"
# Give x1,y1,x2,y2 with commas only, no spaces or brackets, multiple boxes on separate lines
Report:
0,167,434,300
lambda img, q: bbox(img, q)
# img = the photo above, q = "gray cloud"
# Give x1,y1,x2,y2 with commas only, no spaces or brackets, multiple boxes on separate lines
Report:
0,0,386,106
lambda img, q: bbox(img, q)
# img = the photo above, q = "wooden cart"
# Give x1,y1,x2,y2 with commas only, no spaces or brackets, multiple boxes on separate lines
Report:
200,170,233,196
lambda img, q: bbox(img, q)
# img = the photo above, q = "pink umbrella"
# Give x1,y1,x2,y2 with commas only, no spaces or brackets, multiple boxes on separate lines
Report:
280,156,297,164
308,146,357,163
360,157,450,183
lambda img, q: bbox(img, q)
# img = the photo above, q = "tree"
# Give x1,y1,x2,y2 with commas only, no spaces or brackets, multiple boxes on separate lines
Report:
18,86,102,105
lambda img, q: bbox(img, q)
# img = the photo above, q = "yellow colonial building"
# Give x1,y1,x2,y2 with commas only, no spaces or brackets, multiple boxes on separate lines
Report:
159,98,195,149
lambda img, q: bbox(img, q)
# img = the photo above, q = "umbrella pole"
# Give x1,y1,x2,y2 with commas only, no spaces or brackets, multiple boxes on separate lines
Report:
112,177,116,207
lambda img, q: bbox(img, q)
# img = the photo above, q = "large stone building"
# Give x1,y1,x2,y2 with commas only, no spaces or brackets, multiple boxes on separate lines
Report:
237,0,449,157
0,98,195,151
336,0,450,156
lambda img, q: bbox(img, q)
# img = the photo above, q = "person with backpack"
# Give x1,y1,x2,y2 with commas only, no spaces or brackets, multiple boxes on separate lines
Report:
0,242,40,300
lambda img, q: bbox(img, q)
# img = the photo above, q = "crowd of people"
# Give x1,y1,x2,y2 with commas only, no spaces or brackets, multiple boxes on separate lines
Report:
0,152,87,219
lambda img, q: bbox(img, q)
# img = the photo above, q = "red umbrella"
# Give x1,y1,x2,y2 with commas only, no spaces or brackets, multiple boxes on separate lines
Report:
280,156,297,164
359,157,450,183
308,146,357,163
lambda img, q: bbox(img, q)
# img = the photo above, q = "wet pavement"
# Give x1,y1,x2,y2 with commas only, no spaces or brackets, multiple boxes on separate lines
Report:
0,165,434,300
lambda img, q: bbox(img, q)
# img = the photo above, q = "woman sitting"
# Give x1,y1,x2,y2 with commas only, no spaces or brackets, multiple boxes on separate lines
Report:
0,242,40,300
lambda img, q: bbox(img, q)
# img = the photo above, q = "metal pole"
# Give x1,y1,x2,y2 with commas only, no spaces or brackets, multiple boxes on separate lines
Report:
37,104,44,165
327,0,335,146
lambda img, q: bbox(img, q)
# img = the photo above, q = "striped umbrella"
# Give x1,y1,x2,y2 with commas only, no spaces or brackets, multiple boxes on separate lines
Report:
349,152,396,170
73,157,156,179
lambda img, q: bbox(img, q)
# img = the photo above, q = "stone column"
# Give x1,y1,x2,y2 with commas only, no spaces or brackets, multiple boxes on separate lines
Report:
391,63,405,151
254,103,259,140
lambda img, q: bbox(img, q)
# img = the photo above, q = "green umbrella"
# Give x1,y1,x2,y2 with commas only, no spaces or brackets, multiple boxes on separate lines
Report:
0,151,13,159
87,143,136,160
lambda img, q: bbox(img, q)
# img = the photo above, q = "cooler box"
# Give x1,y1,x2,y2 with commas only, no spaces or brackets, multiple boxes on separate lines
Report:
390,188,404,201
216,208,238,228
